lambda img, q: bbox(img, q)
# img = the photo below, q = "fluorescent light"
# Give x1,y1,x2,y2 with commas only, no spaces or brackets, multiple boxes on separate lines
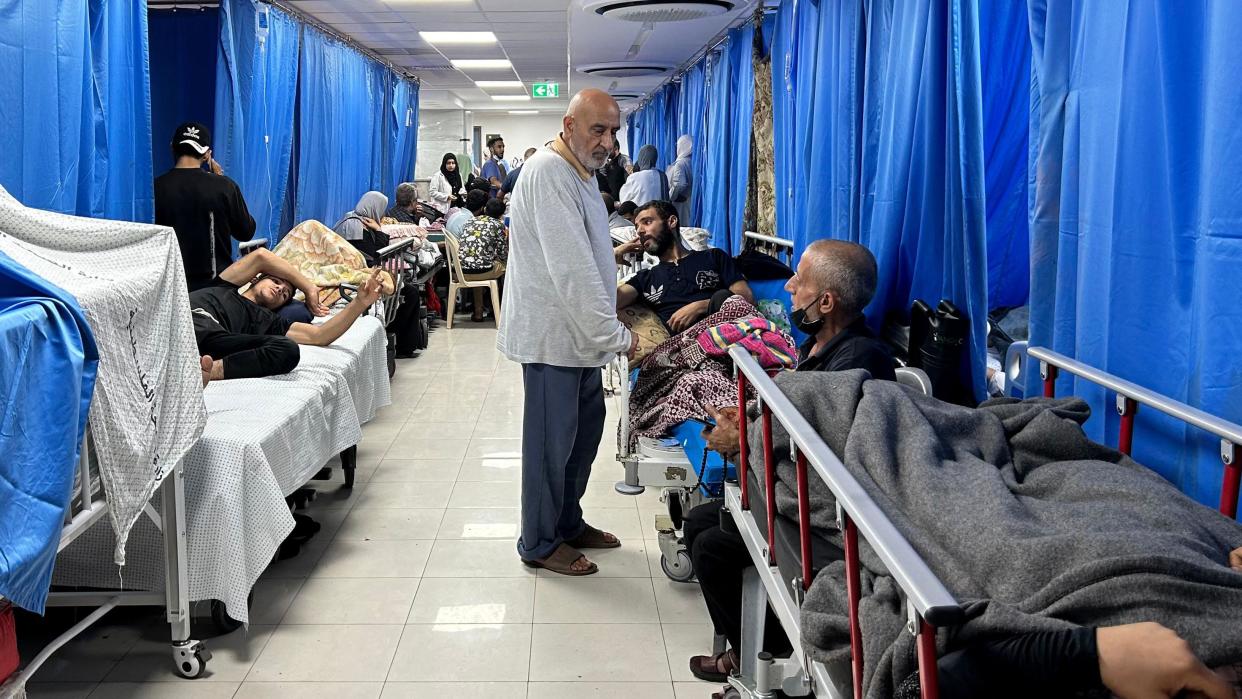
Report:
451,59,512,69
475,80,525,88
419,31,496,44
492,95,531,102
508,110,539,115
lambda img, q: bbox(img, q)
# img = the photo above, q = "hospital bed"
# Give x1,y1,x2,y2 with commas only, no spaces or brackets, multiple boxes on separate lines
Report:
721,344,1242,698
723,346,963,698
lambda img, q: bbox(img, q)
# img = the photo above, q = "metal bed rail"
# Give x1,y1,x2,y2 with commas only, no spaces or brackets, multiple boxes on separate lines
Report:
742,231,794,266
1030,345,1242,518
1,432,205,697
372,237,417,328
729,346,964,699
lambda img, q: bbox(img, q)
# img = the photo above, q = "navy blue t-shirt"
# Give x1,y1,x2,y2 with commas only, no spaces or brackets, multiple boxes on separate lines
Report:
628,249,745,324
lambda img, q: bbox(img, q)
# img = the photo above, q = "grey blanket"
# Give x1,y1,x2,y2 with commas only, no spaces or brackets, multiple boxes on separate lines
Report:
749,370,1242,698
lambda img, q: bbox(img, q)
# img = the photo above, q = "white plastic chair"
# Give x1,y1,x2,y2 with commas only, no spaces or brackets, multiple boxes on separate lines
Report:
443,232,502,329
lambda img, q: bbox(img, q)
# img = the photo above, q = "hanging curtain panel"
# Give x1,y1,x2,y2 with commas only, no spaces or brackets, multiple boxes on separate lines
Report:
295,27,391,226
675,63,706,227
698,46,734,251
389,78,420,192
1028,0,1242,514
725,23,755,254
214,0,300,244
149,7,219,177
0,0,154,221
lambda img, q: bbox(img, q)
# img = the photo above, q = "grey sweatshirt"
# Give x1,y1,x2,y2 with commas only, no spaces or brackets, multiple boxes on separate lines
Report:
497,137,631,367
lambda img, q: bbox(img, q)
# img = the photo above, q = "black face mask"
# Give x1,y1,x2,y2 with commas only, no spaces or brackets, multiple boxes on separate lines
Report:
790,299,826,335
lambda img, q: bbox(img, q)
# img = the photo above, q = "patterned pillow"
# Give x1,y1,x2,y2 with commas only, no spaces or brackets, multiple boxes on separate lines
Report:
618,304,670,362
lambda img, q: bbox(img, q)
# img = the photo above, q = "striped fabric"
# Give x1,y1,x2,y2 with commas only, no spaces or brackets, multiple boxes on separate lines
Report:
697,317,798,370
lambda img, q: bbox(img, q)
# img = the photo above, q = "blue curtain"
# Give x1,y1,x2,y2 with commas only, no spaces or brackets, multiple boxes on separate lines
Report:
295,27,391,225
1027,0,1242,515
698,46,734,251
389,78,420,192
725,23,755,254
0,0,153,221
979,0,1031,309
214,0,300,245
149,8,218,176
676,63,706,227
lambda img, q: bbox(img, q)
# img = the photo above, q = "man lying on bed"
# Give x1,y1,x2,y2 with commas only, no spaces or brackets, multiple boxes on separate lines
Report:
192,247,383,384
614,199,753,333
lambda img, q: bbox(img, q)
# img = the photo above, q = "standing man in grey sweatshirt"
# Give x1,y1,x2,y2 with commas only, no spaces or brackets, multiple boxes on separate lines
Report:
498,89,638,576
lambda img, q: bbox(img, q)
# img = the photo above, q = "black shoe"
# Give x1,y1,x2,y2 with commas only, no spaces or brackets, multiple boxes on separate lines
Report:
290,513,322,542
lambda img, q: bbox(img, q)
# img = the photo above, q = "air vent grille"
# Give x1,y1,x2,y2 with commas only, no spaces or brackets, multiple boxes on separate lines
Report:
578,62,671,78
584,0,737,23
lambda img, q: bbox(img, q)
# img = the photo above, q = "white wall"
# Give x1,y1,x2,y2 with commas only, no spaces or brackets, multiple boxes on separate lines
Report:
472,113,565,169
415,109,469,181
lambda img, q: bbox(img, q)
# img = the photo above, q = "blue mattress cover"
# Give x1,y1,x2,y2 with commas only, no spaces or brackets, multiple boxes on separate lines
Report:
0,250,98,613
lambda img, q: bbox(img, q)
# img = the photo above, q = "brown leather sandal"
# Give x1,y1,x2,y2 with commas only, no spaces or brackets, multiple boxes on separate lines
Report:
567,524,621,549
690,648,738,683
522,543,598,576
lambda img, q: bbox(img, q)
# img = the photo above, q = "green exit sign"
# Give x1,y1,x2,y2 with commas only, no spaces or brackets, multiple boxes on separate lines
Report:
532,82,559,99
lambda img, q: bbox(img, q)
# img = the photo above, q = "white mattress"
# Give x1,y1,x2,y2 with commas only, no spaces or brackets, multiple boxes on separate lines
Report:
53,317,391,623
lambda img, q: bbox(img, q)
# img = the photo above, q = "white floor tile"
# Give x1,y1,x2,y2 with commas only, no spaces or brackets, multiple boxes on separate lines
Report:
394,422,479,446
436,507,521,540
354,482,455,510
661,624,717,682
370,459,462,482
578,483,641,510
406,578,535,625
465,438,523,460
22,684,96,699
527,682,676,699
88,683,240,698
337,508,444,541
386,624,532,682
281,578,420,625
455,457,523,482
383,437,470,461
422,540,536,578
415,392,488,409
533,577,658,624
245,625,403,682
380,682,528,699
24,613,151,682
235,682,383,699
578,508,644,541
448,481,522,509
309,539,432,578
653,578,709,624
105,625,274,683
674,682,721,699
528,624,670,682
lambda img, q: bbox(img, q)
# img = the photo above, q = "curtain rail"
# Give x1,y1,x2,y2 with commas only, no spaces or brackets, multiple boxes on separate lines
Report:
262,0,420,84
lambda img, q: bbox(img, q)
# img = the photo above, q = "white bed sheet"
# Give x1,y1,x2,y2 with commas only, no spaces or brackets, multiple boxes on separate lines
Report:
52,317,391,622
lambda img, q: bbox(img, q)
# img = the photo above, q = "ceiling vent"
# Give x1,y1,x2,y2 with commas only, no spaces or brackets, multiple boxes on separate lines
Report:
583,0,739,23
609,92,642,101
578,61,671,78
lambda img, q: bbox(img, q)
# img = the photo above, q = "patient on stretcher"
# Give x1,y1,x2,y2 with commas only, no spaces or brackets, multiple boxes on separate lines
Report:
192,247,383,384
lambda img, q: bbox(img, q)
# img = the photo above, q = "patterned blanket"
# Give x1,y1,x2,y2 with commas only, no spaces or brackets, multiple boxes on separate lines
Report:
273,220,395,305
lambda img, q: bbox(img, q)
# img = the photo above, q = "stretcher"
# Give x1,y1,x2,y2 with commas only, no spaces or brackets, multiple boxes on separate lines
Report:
721,344,1242,698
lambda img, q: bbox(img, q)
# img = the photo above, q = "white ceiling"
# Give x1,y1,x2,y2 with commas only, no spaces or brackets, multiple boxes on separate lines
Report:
282,0,757,113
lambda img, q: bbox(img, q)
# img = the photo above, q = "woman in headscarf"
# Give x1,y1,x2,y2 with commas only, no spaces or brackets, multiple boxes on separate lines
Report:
666,135,694,226
429,152,465,214
333,191,389,258
618,144,669,208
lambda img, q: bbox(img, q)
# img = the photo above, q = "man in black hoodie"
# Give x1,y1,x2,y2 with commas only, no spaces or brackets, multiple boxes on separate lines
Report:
154,122,257,291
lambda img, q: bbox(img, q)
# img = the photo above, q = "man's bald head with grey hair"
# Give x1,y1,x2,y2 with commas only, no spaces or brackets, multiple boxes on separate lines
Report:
562,88,621,171
801,240,878,318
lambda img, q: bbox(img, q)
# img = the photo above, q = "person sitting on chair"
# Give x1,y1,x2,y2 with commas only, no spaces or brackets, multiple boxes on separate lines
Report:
193,247,382,384
615,200,753,333
685,239,895,684
457,197,509,322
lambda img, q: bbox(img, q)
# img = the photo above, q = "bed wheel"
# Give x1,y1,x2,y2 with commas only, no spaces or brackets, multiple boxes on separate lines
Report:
206,589,253,636
172,640,212,679
660,551,695,583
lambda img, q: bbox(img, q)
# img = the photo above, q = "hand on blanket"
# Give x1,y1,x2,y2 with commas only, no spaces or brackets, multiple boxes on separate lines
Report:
668,300,710,334
1230,547,1242,572
702,405,741,459
1097,623,1232,699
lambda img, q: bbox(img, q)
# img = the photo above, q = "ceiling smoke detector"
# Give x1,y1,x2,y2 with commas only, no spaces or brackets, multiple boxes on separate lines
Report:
583,0,739,23
577,61,671,78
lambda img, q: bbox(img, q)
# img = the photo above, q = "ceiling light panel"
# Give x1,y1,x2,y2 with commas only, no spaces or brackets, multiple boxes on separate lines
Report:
508,110,540,114
491,95,532,101
419,31,497,44
451,59,513,69
475,80,525,88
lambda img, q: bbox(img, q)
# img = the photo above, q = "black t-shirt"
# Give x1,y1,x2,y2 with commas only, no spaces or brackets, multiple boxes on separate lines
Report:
628,249,744,324
189,279,291,337
798,317,897,381
154,168,257,290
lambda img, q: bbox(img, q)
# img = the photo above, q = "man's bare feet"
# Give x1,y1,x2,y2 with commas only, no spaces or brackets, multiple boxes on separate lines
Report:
201,356,225,386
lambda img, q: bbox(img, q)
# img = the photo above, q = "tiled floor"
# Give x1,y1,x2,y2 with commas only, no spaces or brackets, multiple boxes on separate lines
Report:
21,322,721,699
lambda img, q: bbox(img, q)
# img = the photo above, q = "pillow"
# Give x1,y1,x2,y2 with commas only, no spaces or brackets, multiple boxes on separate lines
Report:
276,300,314,326
748,277,809,348
618,304,669,363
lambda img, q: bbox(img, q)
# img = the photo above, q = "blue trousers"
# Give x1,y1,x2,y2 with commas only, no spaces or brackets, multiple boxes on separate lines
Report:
517,363,605,561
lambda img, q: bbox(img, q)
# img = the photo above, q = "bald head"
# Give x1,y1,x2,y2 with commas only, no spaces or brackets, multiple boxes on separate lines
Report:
563,88,621,170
